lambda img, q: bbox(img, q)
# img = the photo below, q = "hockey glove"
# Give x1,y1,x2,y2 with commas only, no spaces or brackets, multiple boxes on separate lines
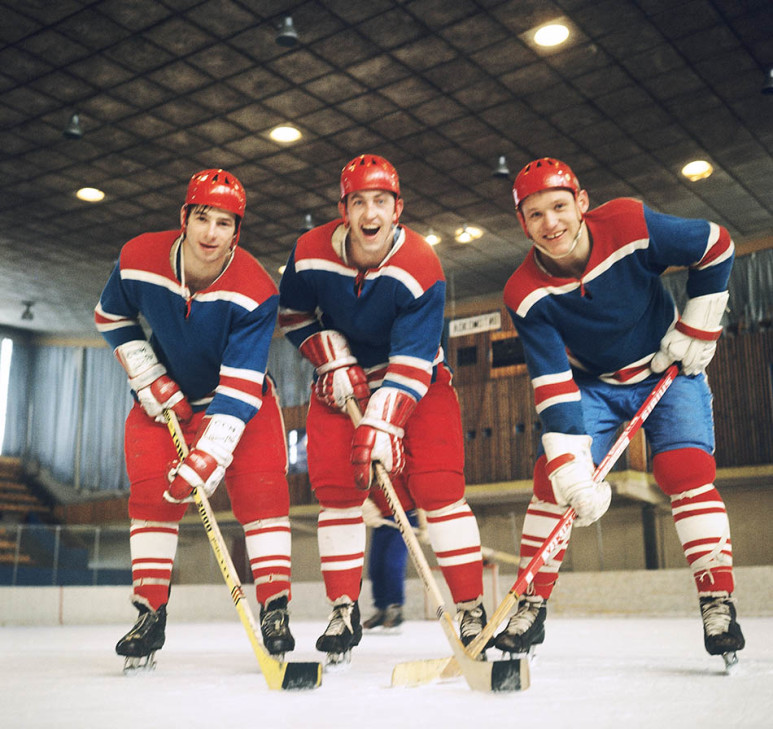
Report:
299,330,370,412
115,340,192,424
351,387,416,490
651,291,729,376
164,414,245,503
542,432,611,527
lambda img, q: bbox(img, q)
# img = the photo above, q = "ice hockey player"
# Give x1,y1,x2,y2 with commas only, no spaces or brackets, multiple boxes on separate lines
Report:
497,157,744,670
278,154,488,666
95,169,296,671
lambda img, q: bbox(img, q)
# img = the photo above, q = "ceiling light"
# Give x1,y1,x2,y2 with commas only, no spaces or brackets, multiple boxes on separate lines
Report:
681,160,713,182
454,225,483,243
762,66,773,95
76,187,105,202
276,16,299,47
278,265,287,275
534,23,570,47
425,230,441,246
269,125,302,143
63,112,83,139
493,155,510,179
300,213,314,232
21,301,34,321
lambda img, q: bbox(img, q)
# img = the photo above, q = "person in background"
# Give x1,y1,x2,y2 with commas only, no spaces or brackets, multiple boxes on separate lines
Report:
278,154,487,665
95,169,295,671
496,157,744,669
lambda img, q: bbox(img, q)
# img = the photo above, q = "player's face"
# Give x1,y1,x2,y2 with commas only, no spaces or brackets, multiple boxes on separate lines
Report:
181,205,237,267
339,190,404,267
520,188,588,257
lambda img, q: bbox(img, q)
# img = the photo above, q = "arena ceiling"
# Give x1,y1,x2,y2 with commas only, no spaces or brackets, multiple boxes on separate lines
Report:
1,0,772,338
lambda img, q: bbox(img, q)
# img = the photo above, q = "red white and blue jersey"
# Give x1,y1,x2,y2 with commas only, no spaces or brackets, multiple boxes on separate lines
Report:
95,230,280,424
504,198,734,436
278,220,446,401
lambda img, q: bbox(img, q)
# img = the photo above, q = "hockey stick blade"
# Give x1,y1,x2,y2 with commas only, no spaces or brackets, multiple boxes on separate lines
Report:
164,410,322,691
392,365,679,687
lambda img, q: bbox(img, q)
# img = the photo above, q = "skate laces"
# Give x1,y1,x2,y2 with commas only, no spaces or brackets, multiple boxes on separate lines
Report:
505,599,543,635
262,607,289,636
459,605,485,640
324,603,355,636
701,596,734,636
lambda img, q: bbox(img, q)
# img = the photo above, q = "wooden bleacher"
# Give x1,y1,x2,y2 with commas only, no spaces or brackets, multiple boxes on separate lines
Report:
0,457,52,520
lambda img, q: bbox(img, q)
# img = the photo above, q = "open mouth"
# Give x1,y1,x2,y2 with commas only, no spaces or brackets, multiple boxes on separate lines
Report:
361,225,381,239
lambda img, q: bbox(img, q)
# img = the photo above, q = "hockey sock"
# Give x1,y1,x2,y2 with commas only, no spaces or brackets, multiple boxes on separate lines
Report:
518,497,573,600
243,517,292,606
654,448,735,594
317,506,365,603
425,499,484,603
129,520,179,610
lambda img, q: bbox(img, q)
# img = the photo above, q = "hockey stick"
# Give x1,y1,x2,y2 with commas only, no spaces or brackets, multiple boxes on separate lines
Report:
393,363,679,686
346,399,529,692
163,410,322,690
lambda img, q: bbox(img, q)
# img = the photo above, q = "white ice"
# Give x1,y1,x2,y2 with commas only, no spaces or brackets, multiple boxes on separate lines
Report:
2,617,771,729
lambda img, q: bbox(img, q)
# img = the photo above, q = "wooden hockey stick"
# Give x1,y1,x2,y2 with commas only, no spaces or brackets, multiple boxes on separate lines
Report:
163,410,322,691
346,399,529,692
393,363,679,686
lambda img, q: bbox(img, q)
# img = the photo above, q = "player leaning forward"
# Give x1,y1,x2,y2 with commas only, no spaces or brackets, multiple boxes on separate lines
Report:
496,158,745,667
278,155,488,664
95,169,295,670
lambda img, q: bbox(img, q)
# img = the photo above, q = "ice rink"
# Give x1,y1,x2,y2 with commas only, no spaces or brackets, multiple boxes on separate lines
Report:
2,615,771,729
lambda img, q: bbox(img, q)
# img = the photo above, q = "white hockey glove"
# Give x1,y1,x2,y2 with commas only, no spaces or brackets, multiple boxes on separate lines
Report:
351,387,416,490
651,291,729,376
542,433,611,527
164,414,245,503
299,330,370,412
115,340,192,424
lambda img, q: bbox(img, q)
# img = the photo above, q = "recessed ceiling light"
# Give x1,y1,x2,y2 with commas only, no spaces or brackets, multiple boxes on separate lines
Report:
454,225,483,243
681,160,713,181
76,187,105,202
269,125,302,143
425,230,441,246
534,23,570,47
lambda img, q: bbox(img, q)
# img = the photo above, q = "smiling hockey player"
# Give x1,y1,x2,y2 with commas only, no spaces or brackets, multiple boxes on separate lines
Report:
95,169,296,671
278,154,488,666
498,157,744,671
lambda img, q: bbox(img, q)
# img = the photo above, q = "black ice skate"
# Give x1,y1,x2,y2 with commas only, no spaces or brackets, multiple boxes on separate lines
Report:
316,600,362,669
700,594,745,672
260,596,295,657
116,602,167,674
457,601,491,655
494,597,547,658
363,604,403,632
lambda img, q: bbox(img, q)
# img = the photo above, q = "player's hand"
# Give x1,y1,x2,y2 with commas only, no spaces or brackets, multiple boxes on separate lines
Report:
115,340,192,423
651,291,728,376
361,497,384,528
300,330,370,412
351,387,416,490
164,414,245,503
542,432,611,527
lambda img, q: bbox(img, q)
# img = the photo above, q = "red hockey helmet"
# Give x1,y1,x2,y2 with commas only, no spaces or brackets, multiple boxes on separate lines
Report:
340,154,400,201
512,157,581,236
185,168,246,219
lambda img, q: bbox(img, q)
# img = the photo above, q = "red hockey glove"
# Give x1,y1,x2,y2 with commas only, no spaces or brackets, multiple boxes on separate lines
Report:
351,387,416,490
300,330,370,412
115,340,192,423
164,414,245,503
651,291,728,376
542,433,611,527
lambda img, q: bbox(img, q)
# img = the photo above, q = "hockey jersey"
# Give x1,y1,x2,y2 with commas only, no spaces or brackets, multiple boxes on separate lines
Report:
278,220,446,401
95,230,279,423
504,198,734,435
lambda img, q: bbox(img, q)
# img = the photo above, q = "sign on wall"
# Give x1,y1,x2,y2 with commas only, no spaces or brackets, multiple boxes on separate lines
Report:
448,311,502,338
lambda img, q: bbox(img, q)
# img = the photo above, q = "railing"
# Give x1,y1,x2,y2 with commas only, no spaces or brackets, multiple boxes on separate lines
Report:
0,522,251,587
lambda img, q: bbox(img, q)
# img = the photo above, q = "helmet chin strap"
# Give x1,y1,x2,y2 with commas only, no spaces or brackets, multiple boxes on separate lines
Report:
534,219,585,260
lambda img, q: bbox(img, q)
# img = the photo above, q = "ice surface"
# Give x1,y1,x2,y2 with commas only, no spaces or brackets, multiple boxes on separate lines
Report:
2,617,771,729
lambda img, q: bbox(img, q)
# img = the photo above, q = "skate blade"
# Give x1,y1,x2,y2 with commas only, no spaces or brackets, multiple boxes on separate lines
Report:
323,650,353,672
121,652,157,675
722,651,739,675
